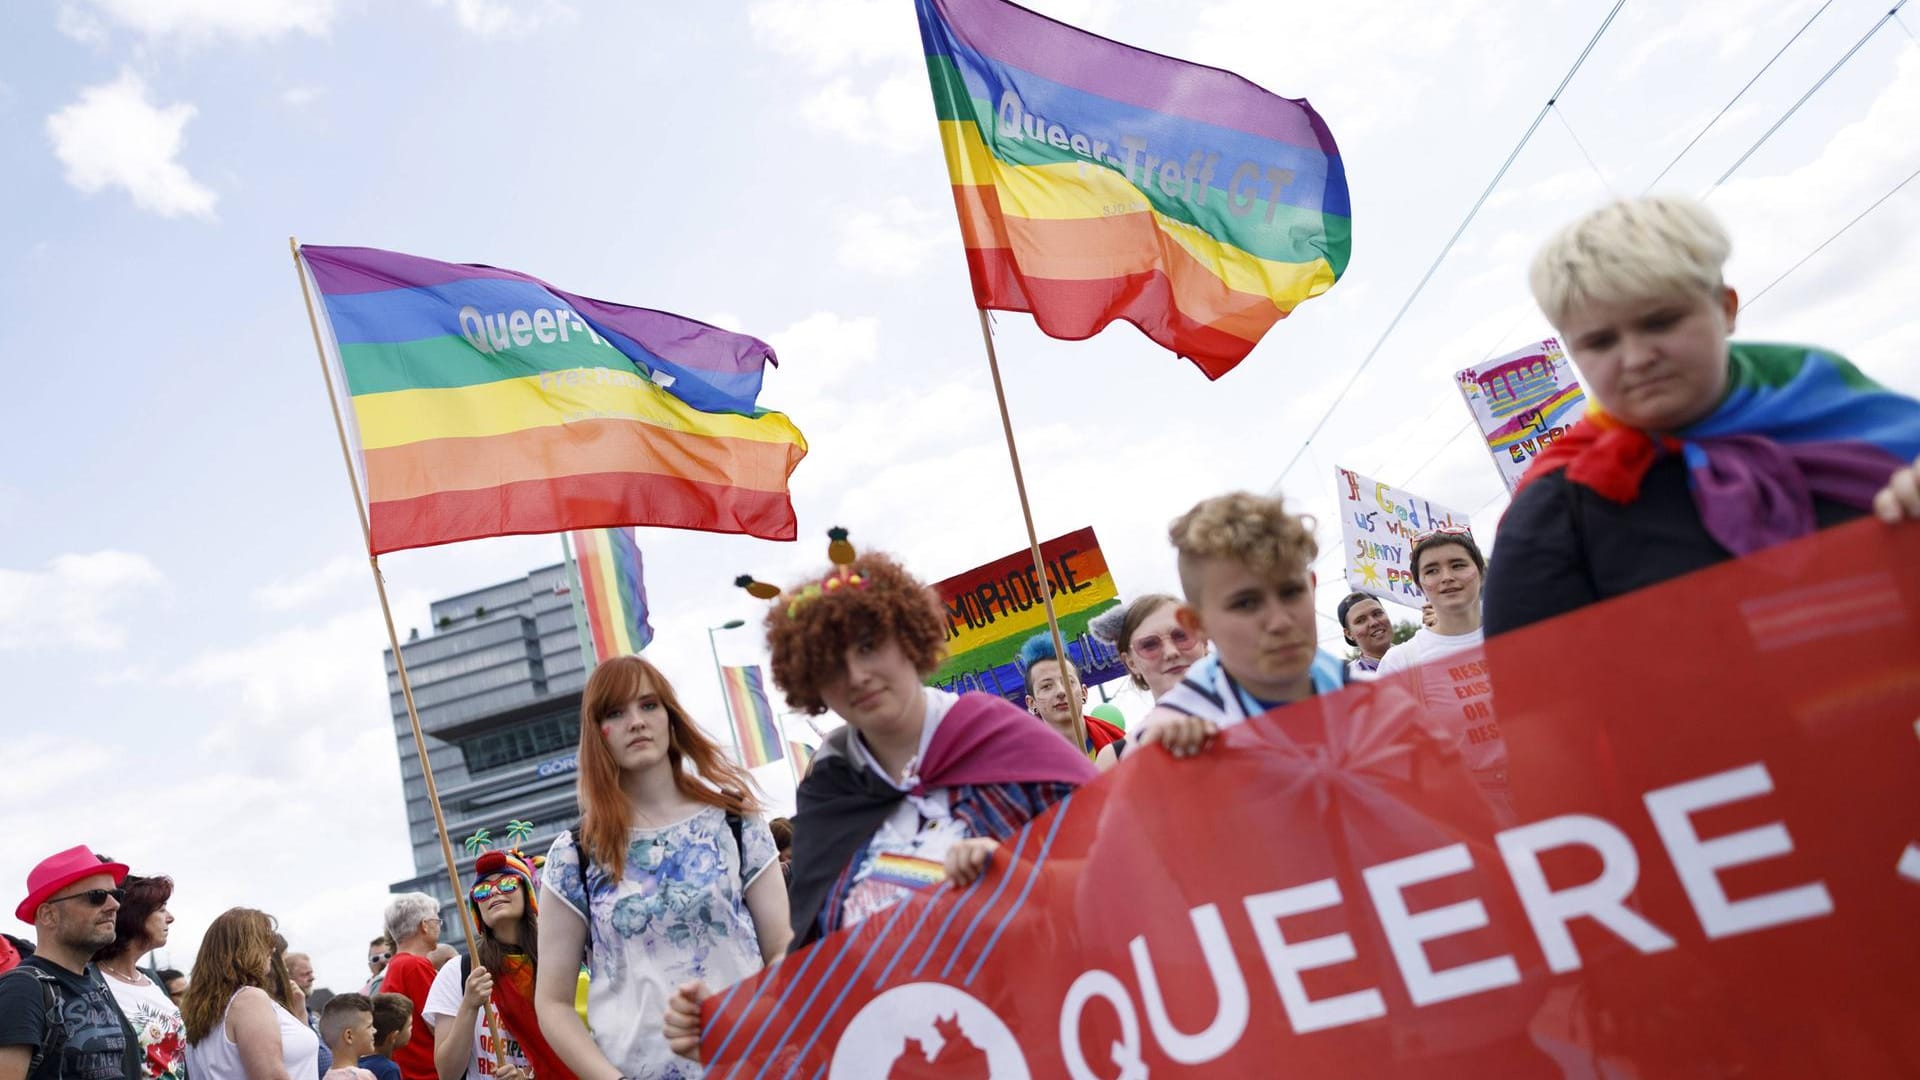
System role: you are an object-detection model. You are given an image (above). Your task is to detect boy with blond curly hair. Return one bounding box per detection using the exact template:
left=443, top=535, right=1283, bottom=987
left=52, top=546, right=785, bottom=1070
left=1136, top=491, right=1350, bottom=756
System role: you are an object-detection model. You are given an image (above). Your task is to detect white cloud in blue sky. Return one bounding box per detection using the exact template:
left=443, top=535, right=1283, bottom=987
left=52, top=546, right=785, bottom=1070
left=2, top=0, right=1916, bottom=989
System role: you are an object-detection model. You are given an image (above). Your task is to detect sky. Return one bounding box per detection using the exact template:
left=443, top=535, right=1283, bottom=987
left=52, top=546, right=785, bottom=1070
left=2, top=0, right=1916, bottom=993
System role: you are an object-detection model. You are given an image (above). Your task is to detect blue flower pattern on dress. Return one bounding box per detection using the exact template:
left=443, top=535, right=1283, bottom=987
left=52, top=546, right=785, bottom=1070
left=543, top=807, right=775, bottom=1079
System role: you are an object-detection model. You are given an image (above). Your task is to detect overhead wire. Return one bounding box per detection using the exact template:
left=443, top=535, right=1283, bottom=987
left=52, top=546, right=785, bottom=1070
left=1705, top=0, right=1910, bottom=195
left=1739, top=162, right=1920, bottom=313
left=1267, top=0, right=1629, bottom=494
left=1642, top=0, right=1837, bottom=191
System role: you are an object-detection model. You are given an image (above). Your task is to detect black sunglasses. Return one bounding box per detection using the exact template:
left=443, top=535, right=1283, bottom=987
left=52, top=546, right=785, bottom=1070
left=47, top=888, right=124, bottom=908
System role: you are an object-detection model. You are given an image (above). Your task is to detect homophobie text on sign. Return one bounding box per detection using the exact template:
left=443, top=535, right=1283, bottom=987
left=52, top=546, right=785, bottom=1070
left=1455, top=338, right=1588, bottom=492
left=928, top=527, right=1122, bottom=700
left=1336, top=466, right=1471, bottom=609
left=705, top=519, right=1920, bottom=1077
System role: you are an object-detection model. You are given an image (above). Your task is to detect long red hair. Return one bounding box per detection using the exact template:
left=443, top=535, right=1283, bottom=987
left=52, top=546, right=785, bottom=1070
left=576, top=656, right=761, bottom=872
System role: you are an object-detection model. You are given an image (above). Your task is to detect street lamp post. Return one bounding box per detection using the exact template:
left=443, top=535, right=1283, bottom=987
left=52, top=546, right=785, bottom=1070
left=708, top=619, right=747, bottom=763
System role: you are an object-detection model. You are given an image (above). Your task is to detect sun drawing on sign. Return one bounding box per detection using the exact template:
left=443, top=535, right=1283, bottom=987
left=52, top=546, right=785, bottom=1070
left=1359, top=560, right=1382, bottom=587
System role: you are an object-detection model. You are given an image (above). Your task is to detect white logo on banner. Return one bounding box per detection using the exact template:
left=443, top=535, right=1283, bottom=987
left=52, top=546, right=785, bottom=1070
left=829, top=982, right=1030, bottom=1079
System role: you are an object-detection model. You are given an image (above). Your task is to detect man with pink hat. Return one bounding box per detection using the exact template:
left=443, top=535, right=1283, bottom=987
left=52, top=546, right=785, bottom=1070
left=0, top=846, right=142, bottom=1080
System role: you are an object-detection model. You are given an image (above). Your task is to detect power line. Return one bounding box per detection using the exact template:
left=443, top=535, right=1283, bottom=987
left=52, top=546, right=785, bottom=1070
left=1706, top=0, right=1909, bottom=195
left=1267, top=0, right=1628, bottom=493
left=1739, top=162, right=1920, bottom=313
left=1553, top=103, right=1616, bottom=193
left=1643, top=0, right=1836, bottom=191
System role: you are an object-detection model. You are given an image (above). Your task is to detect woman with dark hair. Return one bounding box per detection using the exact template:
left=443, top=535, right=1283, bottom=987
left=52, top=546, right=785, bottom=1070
left=95, top=874, right=185, bottom=1080
left=532, top=655, right=788, bottom=1080
left=182, top=909, right=319, bottom=1080
left=423, top=849, right=570, bottom=1080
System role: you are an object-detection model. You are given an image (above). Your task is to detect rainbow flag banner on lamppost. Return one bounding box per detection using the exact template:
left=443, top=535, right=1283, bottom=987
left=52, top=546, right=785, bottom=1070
left=916, top=0, right=1351, bottom=378
left=721, top=665, right=783, bottom=769
left=564, top=527, right=654, bottom=661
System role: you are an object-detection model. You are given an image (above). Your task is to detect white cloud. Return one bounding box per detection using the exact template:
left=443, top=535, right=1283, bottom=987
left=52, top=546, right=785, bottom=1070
left=55, top=3, right=111, bottom=44
left=46, top=71, right=219, bottom=220
left=282, top=85, right=325, bottom=107
left=836, top=195, right=953, bottom=275
left=747, top=0, right=909, bottom=74
left=64, top=0, right=338, bottom=41
left=252, top=555, right=365, bottom=611
left=0, top=550, right=165, bottom=651
left=431, top=0, right=575, bottom=37
left=800, top=71, right=930, bottom=149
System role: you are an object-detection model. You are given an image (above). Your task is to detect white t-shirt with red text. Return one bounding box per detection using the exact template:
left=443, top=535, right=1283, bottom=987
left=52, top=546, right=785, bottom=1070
left=421, top=960, right=527, bottom=1080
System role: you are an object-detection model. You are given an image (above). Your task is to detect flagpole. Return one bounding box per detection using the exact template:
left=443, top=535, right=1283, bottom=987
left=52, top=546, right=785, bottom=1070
left=974, top=308, right=1088, bottom=754
left=289, top=237, right=502, bottom=1066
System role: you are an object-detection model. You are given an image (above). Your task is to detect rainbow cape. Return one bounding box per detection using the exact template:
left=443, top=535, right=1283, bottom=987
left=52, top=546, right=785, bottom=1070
left=1519, top=343, right=1920, bottom=555
left=564, top=527, right=653, bottom=661
left=300, top=245, right=807, bottom=554
left=917, top=0, right=1350, bottom=378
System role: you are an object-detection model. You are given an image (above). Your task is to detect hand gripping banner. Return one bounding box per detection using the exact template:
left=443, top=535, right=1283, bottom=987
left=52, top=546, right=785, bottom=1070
left=704, top=519, right=1920, bottom=1077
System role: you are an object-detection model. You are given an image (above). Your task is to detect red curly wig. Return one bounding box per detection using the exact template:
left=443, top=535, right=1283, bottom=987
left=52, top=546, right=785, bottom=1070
left=764, top=551, right=948, bottom=715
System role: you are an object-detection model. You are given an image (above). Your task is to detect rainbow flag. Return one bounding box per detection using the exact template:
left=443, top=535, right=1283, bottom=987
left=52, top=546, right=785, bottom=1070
left=563, top=528, right=653, bottom=661
left=299, top=245, right=807, bottom=555
left=916, top=0, right=1350, bottom=379
left=721, top=665, right=783, bottom=768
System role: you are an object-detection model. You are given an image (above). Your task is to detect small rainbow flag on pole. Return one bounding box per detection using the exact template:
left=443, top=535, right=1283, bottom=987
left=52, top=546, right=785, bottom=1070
left=720, top=665, right=783, bottom=768
left=563, top=528, right=653, bottom=662
left=297, top=245, right=808, bottom=554
left=787, top=739, right=815, bottom=785
left=916, top=0, right=1350, bottom=379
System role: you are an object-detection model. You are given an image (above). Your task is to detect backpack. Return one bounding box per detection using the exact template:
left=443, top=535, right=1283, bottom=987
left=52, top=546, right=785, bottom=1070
left=1, top=964, right=68, bottom=1078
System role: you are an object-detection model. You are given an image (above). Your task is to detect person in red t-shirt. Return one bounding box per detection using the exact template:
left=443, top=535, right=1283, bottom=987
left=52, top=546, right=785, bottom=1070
left=375, top=894, right=442, bottom=1080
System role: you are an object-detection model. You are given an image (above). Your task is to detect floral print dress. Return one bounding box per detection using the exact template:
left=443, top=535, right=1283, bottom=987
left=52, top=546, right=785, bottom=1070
left=543, top=806, right=775, bottom=1079
left=103, top=972, right=185, bottom=1080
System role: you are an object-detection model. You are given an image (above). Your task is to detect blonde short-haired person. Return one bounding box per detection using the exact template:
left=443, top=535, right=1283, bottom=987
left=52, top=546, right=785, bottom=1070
left=1484, top=195, right=1920, bottom=634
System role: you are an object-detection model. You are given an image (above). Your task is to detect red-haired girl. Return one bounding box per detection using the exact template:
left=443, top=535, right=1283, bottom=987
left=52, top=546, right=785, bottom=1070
left=531, top=656, right=789, bottom=1080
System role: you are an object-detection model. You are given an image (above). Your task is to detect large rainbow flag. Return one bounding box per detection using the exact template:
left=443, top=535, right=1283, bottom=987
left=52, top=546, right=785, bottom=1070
left=916, top=0, right=1350, bottom=379
left=721, top=664, right=783, bottom=769
left=299, top=246, right=807, bottom=554
left=564, top=528, right=653, bottom=662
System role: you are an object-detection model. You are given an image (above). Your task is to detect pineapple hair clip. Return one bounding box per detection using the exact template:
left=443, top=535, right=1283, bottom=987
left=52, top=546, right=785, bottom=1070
left=737, top=527, right=868, bottom=617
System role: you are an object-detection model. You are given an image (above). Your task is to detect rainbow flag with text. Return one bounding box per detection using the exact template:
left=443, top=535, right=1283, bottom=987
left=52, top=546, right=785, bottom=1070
left=721, top=665, right=783, bottom=769
left=917, top=0, right=1350, bottom=378
left=564, top=528, right=653, bottom=661
left=299, top=245, right=807, bottom=554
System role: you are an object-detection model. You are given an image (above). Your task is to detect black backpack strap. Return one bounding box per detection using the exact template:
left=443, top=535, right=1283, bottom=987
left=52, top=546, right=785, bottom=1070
left=2, top=966, right=67, bottom=1077
left=726, top=811, right=745, bottom=863
left=1113, top=736, right=1127, bottom=760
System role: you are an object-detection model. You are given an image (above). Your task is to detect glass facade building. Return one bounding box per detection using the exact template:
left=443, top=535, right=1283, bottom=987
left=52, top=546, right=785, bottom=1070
left=384, top=562, right=588, bottom=933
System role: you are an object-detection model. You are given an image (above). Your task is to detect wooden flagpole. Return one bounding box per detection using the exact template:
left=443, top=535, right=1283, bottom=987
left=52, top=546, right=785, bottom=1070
left=289, top=238, right=503, bottom=1066
left=974, top=309, right=1088, bottom=753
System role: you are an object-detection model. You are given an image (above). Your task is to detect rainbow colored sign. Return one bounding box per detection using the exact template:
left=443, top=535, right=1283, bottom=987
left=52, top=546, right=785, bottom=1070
left=928, top=527, right=1122, bottom=700
left=1455, top=338, right=1587, bottom=492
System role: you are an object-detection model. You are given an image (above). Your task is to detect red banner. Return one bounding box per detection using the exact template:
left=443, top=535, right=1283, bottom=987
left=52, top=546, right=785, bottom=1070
left=705, top=520, right=1920, bottom=1077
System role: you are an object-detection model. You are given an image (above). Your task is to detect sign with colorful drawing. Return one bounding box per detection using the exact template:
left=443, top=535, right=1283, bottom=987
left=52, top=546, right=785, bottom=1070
left=1455, top=338, right=1587, bottom=491
left=928, top=527, right=1124, bottom=700
left=1336, top=466, right=1472, bottom=609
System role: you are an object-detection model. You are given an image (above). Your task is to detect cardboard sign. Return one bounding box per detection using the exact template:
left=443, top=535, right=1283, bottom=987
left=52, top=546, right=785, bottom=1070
left=705, top=519, right=1920, bottom=1077
left=1456, top=338, right=1588, bottom=491
left=1336, top=466, right=1472, bottom=609
left=927, top=527, right=1123, bottom=700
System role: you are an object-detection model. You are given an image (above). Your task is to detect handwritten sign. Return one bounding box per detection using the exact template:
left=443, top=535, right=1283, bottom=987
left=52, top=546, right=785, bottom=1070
left=1456, top=338, right=1588, bottom=491
left=1335, top=466, right=1471, bottom=609
left=928, top=527, right=1123, bottom=700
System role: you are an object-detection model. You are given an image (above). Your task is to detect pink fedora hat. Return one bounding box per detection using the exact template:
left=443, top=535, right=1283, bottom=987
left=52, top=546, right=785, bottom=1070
left=17, top=845, right=129, bottom=924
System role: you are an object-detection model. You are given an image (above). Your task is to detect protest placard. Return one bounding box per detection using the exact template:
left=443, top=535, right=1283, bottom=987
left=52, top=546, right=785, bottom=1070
left=1456, top=338, right=1588, bottom=491
left=926, top=527, right=1123, bottom=700
left=1336, top=466, right=1471, bottom=608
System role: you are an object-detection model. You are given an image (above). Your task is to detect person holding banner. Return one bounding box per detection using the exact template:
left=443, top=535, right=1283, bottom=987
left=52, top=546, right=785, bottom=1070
left=1092, top=593, right=1212, bottom=768
left=1486, top=194, right=1920, bottom=634
left=661, top=540, right=1096, bottom=1062
left=533, top=656, right=786, bottom=1080
left=1134, top=492, right=1350, bottom=755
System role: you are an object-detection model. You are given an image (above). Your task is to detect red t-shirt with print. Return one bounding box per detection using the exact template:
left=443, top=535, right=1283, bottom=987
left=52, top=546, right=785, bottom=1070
left=378, top=953, right=439, bottom=1080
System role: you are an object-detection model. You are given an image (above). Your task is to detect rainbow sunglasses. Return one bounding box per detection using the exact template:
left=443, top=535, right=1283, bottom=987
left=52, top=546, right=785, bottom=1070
left=470, top=877, right=523, bottom=902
